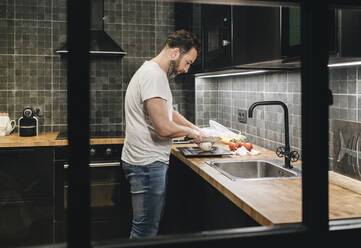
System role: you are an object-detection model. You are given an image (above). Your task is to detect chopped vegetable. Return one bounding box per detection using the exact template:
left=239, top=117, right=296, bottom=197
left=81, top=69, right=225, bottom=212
left=228, top=141, right=237, bottom=151
left=243, top=142, right=253, bottom=151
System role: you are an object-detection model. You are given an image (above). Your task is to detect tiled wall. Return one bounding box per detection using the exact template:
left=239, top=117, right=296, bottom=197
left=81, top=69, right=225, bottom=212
left=329, top=66, right=361, bottom=169
left=196, top=66, right=361, bottom=169
left=196, top=71, right=302, bottom=157
left=0, top=0, right=195, bottom=135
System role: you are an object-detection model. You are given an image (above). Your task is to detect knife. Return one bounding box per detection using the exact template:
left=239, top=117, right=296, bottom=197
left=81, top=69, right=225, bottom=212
left=184, top=136, right=221, bottom=143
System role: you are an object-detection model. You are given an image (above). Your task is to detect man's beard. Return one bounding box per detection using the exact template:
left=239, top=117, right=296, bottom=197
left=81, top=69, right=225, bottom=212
left=167, top=59, right=181, bottom=79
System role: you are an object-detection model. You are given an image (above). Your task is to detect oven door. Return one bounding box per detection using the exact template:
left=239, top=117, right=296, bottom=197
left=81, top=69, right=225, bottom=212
left=54, top=160, right=131, bottom=242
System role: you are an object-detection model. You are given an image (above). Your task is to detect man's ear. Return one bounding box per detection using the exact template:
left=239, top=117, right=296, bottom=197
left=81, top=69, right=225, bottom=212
left=170, top=48, right=180, bottom=60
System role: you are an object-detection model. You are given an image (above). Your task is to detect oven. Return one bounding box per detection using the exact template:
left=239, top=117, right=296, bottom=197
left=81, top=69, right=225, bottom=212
left=54, top=141, right=131, bottom=242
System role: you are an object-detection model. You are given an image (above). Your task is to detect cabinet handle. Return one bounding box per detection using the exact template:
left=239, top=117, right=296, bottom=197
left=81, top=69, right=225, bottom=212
left=64, top=162, right=120, bottom=169
left=222, top=40, right=231, bottom=46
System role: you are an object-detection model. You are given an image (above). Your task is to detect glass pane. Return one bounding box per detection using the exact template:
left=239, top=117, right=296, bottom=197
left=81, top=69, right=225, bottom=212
left=328, top=8, right=361, bottom=227
left=194, top=3, right=303, bottom=234
left=0, top=0, right=313, bottom=247
left=288, top=7, right=301, bottom=47
left=0, top=0, right=64, bottom=246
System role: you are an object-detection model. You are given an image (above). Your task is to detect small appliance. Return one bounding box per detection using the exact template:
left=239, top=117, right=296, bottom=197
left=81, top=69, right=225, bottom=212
left=18, top=107, right=39, bottom=137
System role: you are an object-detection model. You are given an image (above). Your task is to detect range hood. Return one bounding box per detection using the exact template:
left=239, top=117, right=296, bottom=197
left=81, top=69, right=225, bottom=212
left=56, top=0, right=126, bottom=56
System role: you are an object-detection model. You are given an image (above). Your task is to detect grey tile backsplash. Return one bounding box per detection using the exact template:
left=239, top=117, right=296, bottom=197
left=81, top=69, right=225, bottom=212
left=0, top=0, right=195, bottom=135
left=1, top=0, right=360, bottom=175
left=196, top=66, right=361, bottom=172
left=196, top=71, right=302, bottom=157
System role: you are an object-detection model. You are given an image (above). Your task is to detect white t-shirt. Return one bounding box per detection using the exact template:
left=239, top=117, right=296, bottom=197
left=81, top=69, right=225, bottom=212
left=121, top=61, right=173, bottom=165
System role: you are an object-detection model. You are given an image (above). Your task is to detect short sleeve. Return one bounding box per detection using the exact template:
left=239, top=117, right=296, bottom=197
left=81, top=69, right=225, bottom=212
left=139, top=69, right=169, bottom=102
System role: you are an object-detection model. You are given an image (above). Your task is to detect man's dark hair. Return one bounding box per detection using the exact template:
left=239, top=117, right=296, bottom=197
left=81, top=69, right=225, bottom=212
left=165, top=29, right=201, bottom=55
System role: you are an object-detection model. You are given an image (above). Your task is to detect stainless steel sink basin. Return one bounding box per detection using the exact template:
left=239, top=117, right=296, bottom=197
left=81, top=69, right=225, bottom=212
left=206, top=159, right=301, bottom=180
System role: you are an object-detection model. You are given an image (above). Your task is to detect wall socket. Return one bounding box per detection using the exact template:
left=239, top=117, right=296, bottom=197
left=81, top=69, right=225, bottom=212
left=238, top=109, right=247, bottom=123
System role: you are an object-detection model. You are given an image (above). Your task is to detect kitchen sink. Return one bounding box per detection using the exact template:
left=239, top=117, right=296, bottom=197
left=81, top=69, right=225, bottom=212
left=206, top=159, right=301, bottom=180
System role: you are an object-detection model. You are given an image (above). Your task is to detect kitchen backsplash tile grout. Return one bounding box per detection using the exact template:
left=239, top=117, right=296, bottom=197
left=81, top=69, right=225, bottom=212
left=0, top=0, right=193, bottom=134
left=2, top=0, right=359, bottom=176
left=196, top=67, right=360, bottom=171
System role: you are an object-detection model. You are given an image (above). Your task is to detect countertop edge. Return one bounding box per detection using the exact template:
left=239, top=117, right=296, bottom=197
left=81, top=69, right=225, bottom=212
left=0, top=132, right=125, bottom=147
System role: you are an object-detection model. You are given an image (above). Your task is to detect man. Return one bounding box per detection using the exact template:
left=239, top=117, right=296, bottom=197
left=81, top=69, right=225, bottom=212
left=121, top=30, right=206, bottom=239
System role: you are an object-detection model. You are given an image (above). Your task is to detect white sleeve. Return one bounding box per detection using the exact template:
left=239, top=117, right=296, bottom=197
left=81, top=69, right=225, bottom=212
left=139, top=70, right=169, bottom=102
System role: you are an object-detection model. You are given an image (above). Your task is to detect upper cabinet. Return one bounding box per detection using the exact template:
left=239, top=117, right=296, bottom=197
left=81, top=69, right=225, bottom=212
left=202, top=4, right=233, bottom=72
left=176, top=4, right=281, bottom=73
left=232, top=6, right=280, bottom=67
left=176, top=4, right=361, bottom=74
left=175, top=3, right=203, bottom=74
left=282, top=7, right=361, bottom=64
left=332, top=8, right=361, bottom=58
left=202, top=4, right=281, bottom=72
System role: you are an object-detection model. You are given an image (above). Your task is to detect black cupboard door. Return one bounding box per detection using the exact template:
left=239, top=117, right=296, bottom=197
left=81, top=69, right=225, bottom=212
left=233, top=6, right=280, bottom=66
left=159, top=155, right=259, bottom=235
left=175, top=3, right=203, bottom=74
left=202, top=4, right=232, bottom=71
left=0, top=147, right=53, bottom=247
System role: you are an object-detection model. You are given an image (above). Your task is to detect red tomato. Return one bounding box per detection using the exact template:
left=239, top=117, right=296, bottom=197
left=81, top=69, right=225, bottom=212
left=235, top=142, right=244, bottom=148
left=229, top=142, right=237, bottom=151
left=243, top=142, right=253, bottom=151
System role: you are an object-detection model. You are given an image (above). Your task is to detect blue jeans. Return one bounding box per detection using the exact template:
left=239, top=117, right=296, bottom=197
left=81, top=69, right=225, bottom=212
left=122, top=160, right=168, bottom=239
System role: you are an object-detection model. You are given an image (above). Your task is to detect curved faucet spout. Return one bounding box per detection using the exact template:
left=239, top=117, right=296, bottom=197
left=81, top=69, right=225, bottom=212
left=248, top=101, right=291, bottom=168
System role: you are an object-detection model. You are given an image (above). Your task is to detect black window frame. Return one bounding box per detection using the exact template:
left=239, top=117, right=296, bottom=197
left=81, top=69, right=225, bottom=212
left=63, top=1, right=361, bottom=247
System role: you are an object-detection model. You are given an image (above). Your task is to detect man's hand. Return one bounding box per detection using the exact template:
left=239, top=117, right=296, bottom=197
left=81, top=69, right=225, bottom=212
left=186, top=129, right=207, bottom=144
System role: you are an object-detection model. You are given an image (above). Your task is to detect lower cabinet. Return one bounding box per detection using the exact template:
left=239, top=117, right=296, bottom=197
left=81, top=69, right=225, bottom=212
left=0, top=147, right=53, bottom=247
left=159, top=155, right=259, bottom=235
left=0, top=145, right=258, bottom=246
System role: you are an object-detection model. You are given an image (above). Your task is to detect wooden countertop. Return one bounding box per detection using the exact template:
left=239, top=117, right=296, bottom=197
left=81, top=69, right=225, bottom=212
left=2, top=132, right=361, bottom=226
left=170, top=143, right=361, bottom=226
left=0, top=132, right=124, bottom=147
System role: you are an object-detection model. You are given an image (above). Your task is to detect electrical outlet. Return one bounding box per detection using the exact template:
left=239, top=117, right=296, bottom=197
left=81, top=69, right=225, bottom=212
left=238, top=109, right=247, bottom=123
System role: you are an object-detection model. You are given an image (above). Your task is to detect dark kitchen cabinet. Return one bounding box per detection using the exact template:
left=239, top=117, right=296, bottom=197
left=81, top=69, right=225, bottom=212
left=175, top=4, right=281, bottom=73
left=159, top=155, right=259, bottom=235
left=281, top=7, right=337, bottom=59
left=202, top=4, right=280, bottom=72
left=281, top=7, right=361, bottom=59
left=337, top=9, right=361, bottom=57
left=0, top=147, right=53, bottom=247
left=232, top=6, right=280, bottom=66
left=202, top=4, right=233, bottom=72
left=159, top=155, right=204, bottom=234
left=175, top=3, right=203, bottom=74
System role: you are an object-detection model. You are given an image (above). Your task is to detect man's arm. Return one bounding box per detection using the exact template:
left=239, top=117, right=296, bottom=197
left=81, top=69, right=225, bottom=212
left=145, top=97, right=204, bottom=142
left=172, top=110, right=201, bottom=131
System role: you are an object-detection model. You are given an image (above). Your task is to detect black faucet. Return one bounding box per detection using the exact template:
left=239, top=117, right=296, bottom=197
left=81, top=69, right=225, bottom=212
left=248, top=101, right=298, bottom=169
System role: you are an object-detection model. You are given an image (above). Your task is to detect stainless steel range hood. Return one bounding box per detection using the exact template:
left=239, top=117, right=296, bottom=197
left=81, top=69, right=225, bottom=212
left=56, top=0, right=126, bottom=56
